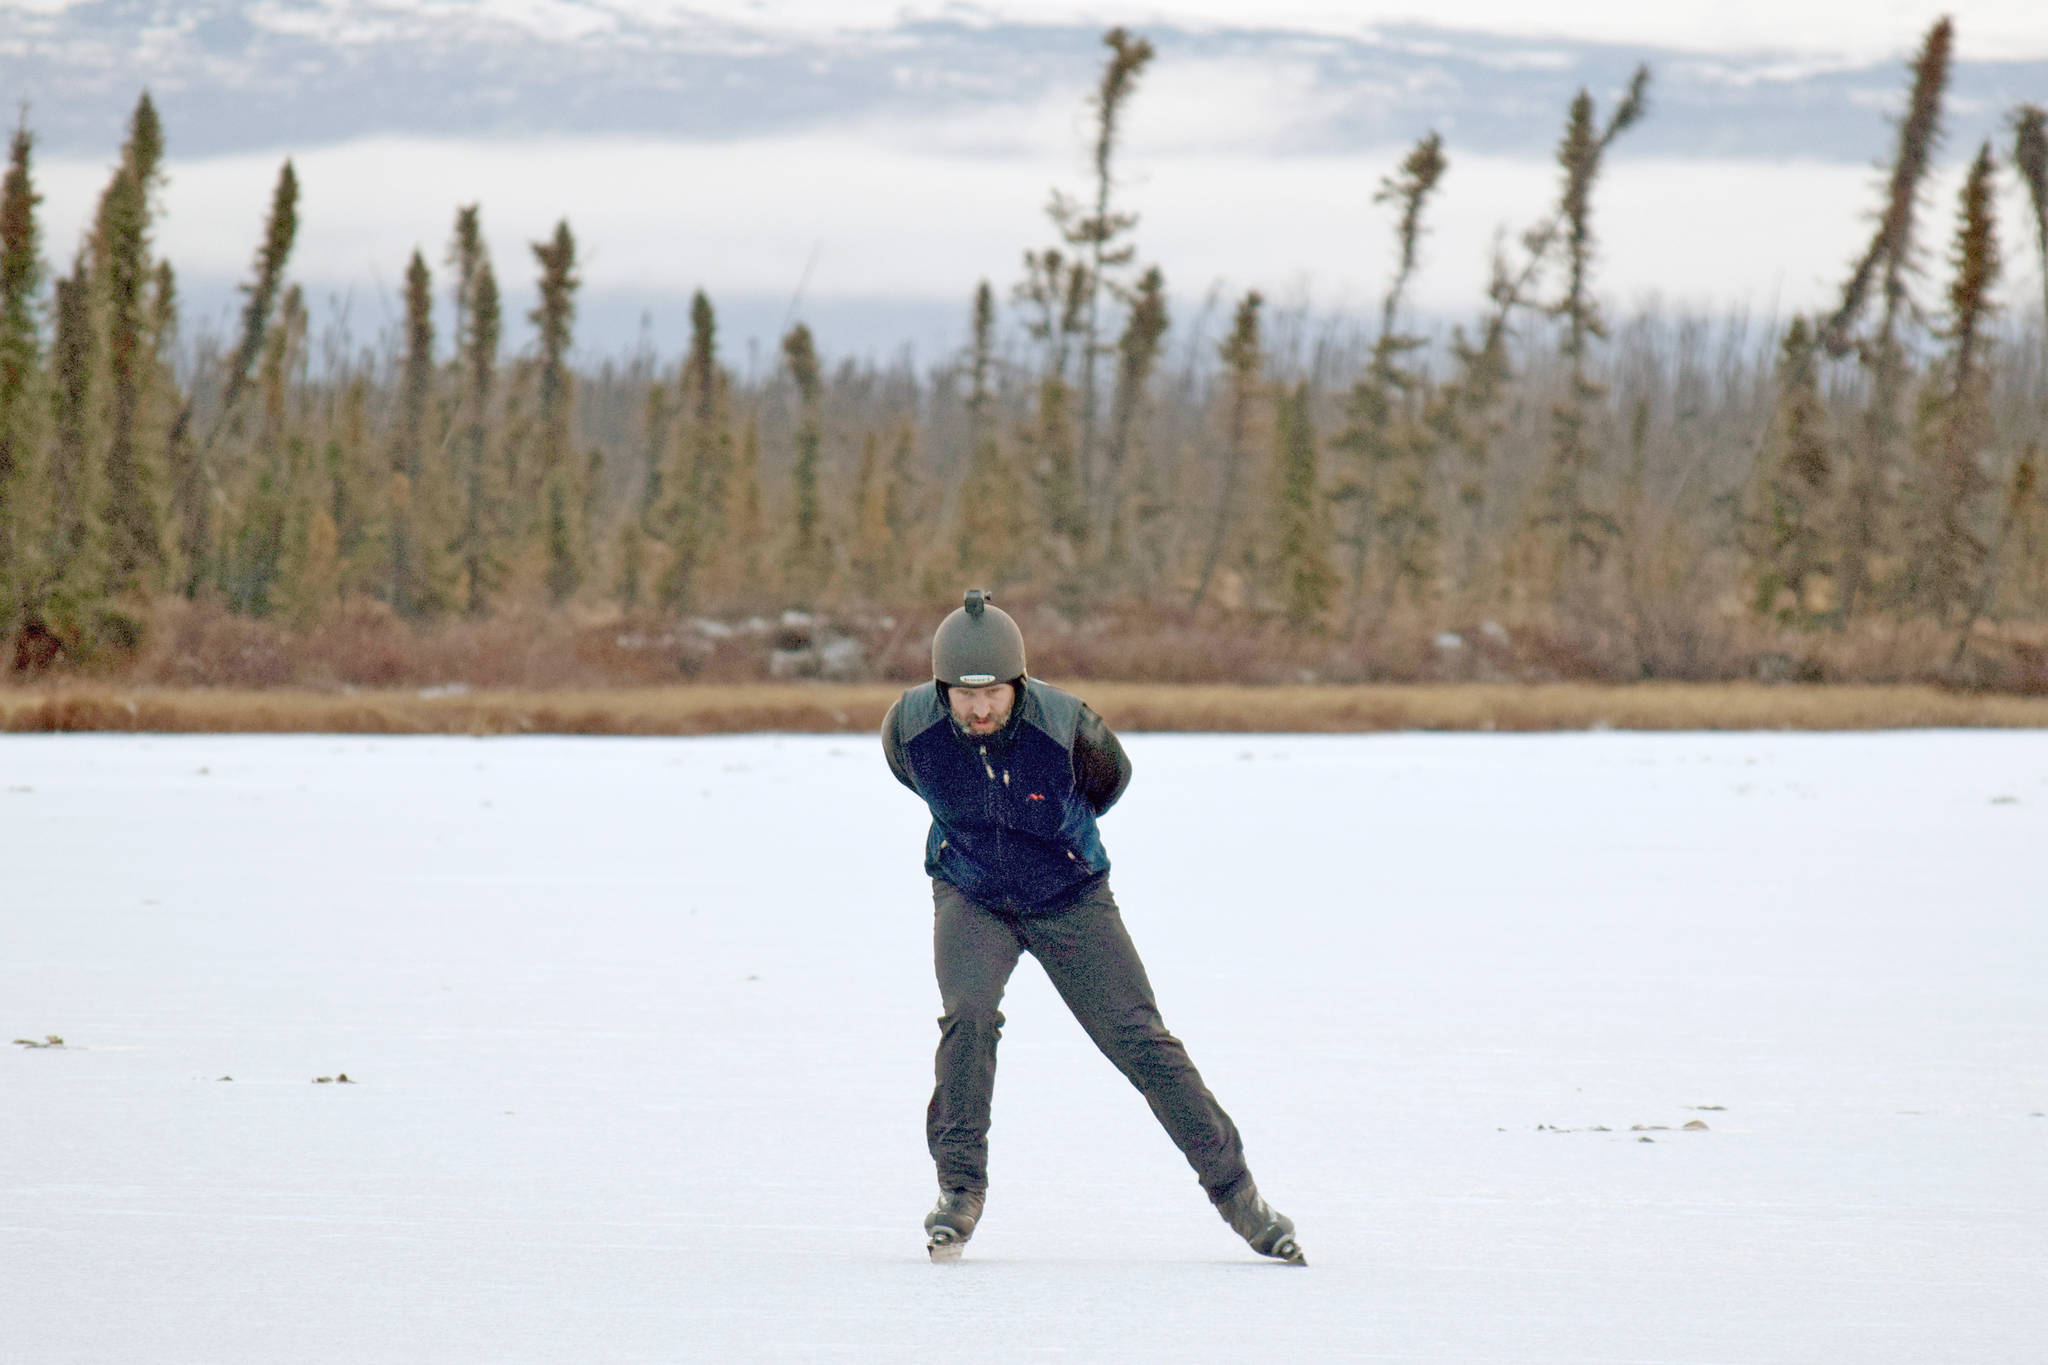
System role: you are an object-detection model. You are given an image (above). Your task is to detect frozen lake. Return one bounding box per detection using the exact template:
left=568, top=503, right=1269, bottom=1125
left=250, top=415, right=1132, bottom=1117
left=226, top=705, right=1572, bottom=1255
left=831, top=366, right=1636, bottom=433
left=3, top=731, right=2043, bottom=1363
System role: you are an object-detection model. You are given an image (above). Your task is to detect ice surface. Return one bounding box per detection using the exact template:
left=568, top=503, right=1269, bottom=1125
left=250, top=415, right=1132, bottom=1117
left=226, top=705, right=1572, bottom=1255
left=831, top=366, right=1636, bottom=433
left=3, top=731, right=2043, bottom=1363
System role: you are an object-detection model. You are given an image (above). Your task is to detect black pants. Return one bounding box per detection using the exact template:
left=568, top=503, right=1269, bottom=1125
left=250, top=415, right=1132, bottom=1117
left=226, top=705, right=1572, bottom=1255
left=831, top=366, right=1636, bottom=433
left=927, top=876, right=1251, bottom=1203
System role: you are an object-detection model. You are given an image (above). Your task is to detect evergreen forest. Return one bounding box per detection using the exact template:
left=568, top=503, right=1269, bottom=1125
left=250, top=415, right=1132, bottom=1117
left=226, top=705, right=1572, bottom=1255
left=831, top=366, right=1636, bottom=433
left=3, top=18, right=2047, bottom=690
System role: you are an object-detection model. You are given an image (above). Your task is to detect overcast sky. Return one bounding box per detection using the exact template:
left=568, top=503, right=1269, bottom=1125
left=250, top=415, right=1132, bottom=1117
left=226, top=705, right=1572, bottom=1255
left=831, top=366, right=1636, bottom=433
left=926, top=1, right=2042, bottom=59
left=5, top=0, right=2039, bottom=58
left=219, top=0, right=2048, bottom=60
left=13, top=0, right=2047, bottom=358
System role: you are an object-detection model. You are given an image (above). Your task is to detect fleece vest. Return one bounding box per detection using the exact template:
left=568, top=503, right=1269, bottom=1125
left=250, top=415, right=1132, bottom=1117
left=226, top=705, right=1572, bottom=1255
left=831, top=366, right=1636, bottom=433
left=893, top=679, right=1111, bottom=913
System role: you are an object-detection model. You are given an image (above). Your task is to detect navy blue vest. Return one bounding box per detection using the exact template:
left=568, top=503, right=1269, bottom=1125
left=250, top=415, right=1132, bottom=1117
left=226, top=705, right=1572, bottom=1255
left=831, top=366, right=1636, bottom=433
left=893, top=679, right=1111, bottom=913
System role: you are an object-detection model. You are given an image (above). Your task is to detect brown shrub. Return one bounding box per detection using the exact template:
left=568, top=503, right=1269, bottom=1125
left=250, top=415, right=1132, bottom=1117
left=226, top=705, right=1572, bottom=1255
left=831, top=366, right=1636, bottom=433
left=9, top=593, right=2048, bottom=699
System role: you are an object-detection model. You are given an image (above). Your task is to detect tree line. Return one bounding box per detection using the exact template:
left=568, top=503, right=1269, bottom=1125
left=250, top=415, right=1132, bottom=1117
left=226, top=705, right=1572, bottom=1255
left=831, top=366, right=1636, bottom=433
left=2, top=18, right=2046, bottom=683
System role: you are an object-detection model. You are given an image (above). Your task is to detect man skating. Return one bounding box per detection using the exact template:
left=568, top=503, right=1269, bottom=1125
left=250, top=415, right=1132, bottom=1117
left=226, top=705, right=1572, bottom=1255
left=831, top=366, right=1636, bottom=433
left=881, top=589, right=1303, bottom=1265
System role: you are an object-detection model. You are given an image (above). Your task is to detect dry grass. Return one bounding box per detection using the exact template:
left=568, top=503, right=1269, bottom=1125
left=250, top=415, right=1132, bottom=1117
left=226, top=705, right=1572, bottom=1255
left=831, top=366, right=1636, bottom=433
left=0, top=684, right=902, bottom=736
left=3, top=681, right=2046, bottom=735
left=1077, top=682, right=2048, bottom=731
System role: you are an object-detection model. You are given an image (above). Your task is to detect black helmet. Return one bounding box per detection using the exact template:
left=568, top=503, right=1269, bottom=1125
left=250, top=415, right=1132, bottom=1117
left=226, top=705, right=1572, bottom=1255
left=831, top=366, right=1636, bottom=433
left=932, top=589, right=1026, bottom=687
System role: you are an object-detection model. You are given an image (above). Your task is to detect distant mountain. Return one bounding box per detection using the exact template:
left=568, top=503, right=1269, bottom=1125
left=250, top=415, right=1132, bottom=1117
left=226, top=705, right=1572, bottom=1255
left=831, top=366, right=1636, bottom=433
left=6, top=2, right=2043, bottom=164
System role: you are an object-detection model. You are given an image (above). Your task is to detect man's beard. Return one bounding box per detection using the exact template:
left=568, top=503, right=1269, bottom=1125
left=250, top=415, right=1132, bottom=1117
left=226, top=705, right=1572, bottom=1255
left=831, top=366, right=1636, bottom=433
left=951, top=708, right=1012, bottom=739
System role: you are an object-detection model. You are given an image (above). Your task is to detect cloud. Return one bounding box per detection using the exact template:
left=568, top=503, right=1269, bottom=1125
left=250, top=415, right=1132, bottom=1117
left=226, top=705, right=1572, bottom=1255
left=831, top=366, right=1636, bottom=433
left=51, top=132, right=2038, bottom=305
left=32, top=0, right=2031, bottom=62
left=591, top=0, right=2048, bottom=61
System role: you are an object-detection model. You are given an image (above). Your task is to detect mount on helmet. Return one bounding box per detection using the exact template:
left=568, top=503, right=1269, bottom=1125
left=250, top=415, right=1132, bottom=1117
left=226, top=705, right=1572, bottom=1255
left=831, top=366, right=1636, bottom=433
left=932, top=589, right=1026, bottom=687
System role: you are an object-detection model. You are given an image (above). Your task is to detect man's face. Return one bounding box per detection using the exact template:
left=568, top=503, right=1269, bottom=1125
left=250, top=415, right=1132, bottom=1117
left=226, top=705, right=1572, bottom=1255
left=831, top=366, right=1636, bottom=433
left=948, top=681, right=1016, bottom=737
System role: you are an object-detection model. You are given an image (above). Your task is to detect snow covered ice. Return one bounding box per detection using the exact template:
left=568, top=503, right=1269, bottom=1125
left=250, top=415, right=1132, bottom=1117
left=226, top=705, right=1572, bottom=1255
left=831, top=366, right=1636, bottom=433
left=3, top=730, right=2043, bottom=1363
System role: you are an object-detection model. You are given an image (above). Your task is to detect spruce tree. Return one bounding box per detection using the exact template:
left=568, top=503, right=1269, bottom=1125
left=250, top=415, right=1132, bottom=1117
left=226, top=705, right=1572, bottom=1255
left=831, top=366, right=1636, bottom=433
left=1014, top=248, right=1090, bottom=571
left=447, top=204, right=486, bottom=376
left=161, top=307, right=208, bottom=599
left=94, top=95, right=169, bottom=601
left=1911, top=142, right=2000, bottom=619
left=389, top=249, right=436, bottom=616
left=613, top=516, right=646, bottom=612
left=1053, top=26, right=1155, bottom=527
left=530, top=219, right=583, bottom=604
left=782, top=322, right=826, bottom=596
left=1532, top=70, right=1650, bottom=585
left=2013, top=108, right=2048, bottom=616
left=260, top=286, right=303, bottom=451
left=44, top=258, right=100, bottom=628
left=1191, top=291, right=1263, bottom=610
left=1271, top=382, right=1338, bottom=631
left=1335, top=133, right=1448, bottom=617
left=326, top=374, right=382, bottom=602
left=2016, top=107, right=2048, bottom=342
left=206, top=160, right=298, bottom=447
left=542, top=476, right=580, bottom=606
left=221, top=284, right=307, bottom=616
left=1097, top=264, right=1169, bottom=573
left=657, top=291, right=734, bottom=609
left=1822, top=18, right=1951, bottom=626
left=451, top=212, right=501, bottom=616
left=1745, top=317, right=1834, bottom=619
left=494, top=352, right=539, bottom=597
left=955, top=282, right=1026, bottom=587
left=0, top=117, right=43, bottom=638
left=1424, top=231, right=1540, bottom=600
left=530, top=221, right=579, bottom=483
left=1426, top=322, right=1510, bottom=599
left=163, top=158, right=298, bottom=601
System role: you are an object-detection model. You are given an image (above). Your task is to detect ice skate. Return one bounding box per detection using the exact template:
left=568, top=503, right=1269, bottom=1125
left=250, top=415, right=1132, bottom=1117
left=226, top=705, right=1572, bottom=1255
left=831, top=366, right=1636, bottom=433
left=1217, top=1183, right=1305, bottom=1265
left=924, top=1188, right=984, bottom=1262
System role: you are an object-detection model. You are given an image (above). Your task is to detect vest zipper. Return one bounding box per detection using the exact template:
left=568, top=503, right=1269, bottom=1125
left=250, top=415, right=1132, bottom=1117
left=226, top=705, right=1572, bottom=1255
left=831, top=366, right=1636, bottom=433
left=980, top=744, right=1004, bottom=875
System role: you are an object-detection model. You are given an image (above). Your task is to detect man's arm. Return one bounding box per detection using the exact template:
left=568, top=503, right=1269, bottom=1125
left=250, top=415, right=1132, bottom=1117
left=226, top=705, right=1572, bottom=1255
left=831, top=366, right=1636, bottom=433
left=880, top=698, right=918, bottom=793
left=1072, top=704, right=1132, bottom=815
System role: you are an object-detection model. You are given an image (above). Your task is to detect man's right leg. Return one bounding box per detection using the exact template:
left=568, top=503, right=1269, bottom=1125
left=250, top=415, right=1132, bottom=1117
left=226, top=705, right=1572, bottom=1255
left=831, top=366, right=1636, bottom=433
left=928, top=879, right=1025, bottom=1196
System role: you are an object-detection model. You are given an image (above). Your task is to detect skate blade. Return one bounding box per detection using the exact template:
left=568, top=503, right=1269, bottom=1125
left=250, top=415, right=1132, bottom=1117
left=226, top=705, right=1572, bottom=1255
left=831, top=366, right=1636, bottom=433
left=1271, top=1237, right=1307, bottom=1266
left=927, top=1237, right=965, bottom=1263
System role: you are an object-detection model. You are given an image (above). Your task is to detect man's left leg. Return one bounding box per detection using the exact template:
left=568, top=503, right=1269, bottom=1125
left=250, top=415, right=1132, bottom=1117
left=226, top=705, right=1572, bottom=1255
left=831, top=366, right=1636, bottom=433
left=1018, top=878, right=1251, bottom=1202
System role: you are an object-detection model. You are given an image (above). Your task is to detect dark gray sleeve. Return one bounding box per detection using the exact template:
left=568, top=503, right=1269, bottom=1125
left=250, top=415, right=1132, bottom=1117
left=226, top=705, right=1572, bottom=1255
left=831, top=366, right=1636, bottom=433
left=881, top=699, right=918, bottom=793
left=1073, top=704, right=1132, bottom=815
